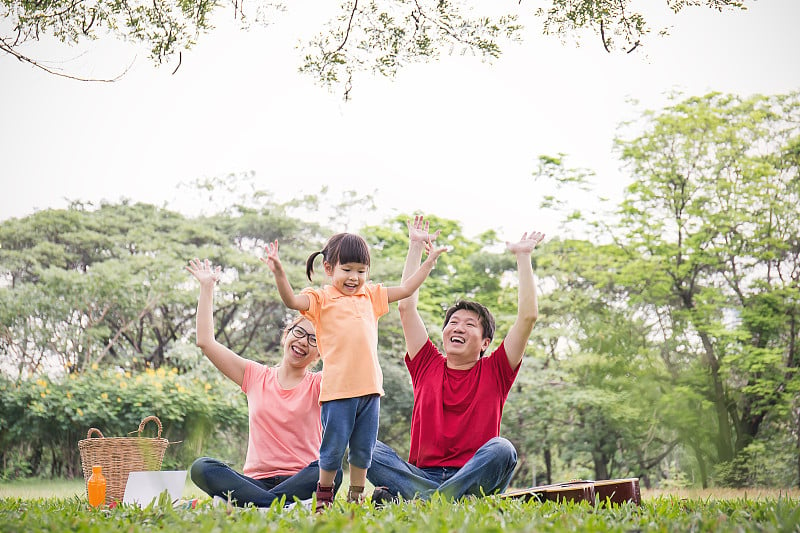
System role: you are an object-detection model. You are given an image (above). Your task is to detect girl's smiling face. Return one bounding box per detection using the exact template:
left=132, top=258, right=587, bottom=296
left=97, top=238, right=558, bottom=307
left=326, top=261, right=368, bottom=295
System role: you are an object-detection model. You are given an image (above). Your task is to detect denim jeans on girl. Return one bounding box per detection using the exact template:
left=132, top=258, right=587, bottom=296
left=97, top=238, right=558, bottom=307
left=319, top=394, right=380, bottom=472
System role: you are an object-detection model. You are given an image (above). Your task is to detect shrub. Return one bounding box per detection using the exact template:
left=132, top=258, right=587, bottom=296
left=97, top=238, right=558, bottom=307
left=0, top=364, right=248, bottom=480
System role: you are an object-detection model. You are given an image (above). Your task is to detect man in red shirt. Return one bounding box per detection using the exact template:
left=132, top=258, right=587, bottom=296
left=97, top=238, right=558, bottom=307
left=367, top=216, right=545, bottom=501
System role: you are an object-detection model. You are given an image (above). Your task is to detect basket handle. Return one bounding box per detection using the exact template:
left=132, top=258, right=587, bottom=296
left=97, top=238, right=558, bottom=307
left=137, top=415, right=163, bottom=438
left=86, top=428, right=104, bottom=439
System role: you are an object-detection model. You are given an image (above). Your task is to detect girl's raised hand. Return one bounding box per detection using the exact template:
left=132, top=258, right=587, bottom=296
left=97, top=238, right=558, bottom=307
left=423, top=239, right=449, bottom=264
left=260, top=240, right=283, bottom=273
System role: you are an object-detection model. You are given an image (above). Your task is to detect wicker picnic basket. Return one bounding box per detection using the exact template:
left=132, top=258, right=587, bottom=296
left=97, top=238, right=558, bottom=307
left=78, top=415, right=170, bottom=504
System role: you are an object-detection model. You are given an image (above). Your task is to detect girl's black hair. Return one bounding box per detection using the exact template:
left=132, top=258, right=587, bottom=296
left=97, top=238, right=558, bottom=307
left=305, top=233, right=371, bottom=282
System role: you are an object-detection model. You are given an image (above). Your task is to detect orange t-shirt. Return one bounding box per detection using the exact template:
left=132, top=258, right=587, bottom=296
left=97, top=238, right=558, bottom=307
left=301, top=284, right=388, bottom=402
left=240, top=361, right=322, bottom=478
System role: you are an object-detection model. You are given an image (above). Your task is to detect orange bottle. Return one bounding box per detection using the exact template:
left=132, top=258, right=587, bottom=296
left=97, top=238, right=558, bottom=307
left=87, top=465, right=107, bottom=507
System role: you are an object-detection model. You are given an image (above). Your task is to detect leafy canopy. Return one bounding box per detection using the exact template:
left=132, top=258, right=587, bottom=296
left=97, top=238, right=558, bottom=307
left=1, top=0, right=748, bottom=92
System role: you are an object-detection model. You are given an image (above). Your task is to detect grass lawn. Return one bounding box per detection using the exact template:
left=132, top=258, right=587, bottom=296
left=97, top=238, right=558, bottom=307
left=2, top=479, right=799, bottom=532
left=3, top=477, right=797, bottom=501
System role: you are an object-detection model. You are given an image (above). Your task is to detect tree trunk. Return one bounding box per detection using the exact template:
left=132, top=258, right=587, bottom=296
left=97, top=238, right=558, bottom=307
left=796, top=407, right=800, bottom=489
left=689, top=442, right=708, bottom=489
left=699, top=331, right=734, bottom=462
left=592, top=449, right=610, bottom=480
left=544, top=448, right=552, bottom=485
left=28, top=442, right=43, bottom=476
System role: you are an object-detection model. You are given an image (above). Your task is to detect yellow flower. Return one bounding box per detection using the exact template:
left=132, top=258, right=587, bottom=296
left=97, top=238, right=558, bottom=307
left=117, top=397, right=122, bottom=403
left=204, top=383, right=212, bottom=391
left=91, top=363, right=99, bottom=370
left=77, top=408, right=84, bottom=416
left=36, top=379, right=47, bottom=388
left=66, top=392, right=72, bottom=399
left=124, top=372, right=131, bottom=378
left=101, top=392, right=108, bottom=400
left=170, top=368, right=178, bottom=374
left=40, top=392, right=46, bottom=398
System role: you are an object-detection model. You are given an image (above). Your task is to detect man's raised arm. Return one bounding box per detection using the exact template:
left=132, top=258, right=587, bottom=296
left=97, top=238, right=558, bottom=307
left=398, top=216, right=440, bottom=360
left=502, top=231, right=546, bottom=370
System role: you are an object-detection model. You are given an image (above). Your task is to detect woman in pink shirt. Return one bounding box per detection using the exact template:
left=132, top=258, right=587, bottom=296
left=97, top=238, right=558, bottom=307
left=186, top=258, right=341, bottom=507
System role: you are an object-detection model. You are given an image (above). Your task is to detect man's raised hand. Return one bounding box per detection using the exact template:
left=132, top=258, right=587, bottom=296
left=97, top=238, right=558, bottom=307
left=506, top=231, right=546, bottom=255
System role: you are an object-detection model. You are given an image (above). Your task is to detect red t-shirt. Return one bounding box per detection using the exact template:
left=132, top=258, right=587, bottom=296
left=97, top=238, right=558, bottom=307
left=405, top=339, right=520, bottom=468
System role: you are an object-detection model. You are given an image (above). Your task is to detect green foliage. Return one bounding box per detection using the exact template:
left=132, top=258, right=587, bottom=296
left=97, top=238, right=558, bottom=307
left=713, top=432, right=800, bottom=489
left=539, top=0, right=747, bottom=55
left=2, top=0, right=748, bottom=93
left=0, top=197, right=328, bottom=377
left=611, top=91, right=800, bottom=483
left=0, top=0, right=215, bottom=66
left=0, top=363, right=248, bottom=480
left=525, top=90, right=800, bottom=489
left=300, top=0, right=522, bottom=96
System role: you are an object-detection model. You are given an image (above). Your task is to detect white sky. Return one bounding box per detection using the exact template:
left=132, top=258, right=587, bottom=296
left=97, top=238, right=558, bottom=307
left=1, top=0, right=799, bottom=240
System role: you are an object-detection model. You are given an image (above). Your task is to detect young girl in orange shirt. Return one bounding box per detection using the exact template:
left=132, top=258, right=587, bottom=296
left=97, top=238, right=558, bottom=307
left=263, top=231, right=445, bottom=508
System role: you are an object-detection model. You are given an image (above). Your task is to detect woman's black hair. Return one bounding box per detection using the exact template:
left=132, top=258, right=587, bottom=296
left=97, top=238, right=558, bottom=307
left=305, top=233, right=371, bottom=282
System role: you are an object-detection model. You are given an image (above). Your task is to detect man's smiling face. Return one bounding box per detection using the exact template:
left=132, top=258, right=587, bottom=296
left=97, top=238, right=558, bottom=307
left=442, top=309, right=490, bottom=360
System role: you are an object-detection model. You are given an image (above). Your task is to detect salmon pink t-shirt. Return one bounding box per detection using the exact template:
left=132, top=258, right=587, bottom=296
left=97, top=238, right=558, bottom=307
left=240, top=361, right=322, bottom=479
left=405, top=339, right=520, bottom=468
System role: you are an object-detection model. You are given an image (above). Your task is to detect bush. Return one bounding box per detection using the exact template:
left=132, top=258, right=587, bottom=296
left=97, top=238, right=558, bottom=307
left=0, top=364, right=248, bottom=480
left=713, top=440, right=799, bottom=488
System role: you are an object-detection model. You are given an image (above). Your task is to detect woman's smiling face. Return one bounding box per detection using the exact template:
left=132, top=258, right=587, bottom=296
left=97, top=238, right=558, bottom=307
left=282, top=318, right=319, bottom=367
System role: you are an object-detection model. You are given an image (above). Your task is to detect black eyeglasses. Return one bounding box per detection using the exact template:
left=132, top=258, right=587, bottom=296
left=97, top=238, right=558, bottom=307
left=289, top=325, right=317, bottom=347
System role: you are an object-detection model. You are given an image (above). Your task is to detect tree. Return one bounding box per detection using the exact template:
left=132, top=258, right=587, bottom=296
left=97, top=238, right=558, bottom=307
left=1, top=0, right=748, bottom=93
left=528, top=91, right=800, bottom=488
left=0, top=193, right=335, bottom=378
left=614, top=91, right=800, bottom=486
left=501, top=237, right=678, bottom=487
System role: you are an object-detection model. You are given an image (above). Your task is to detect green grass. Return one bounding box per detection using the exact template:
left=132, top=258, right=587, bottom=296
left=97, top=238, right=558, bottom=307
left=1, top=487, right=800, bottom=532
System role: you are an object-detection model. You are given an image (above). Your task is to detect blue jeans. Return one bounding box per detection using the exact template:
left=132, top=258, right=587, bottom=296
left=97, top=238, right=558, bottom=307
left=190, top=457, right=342, bottom=507
left=319, top=395, right=380, bottom=471
left=366, top=437, right=517, bottom=500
